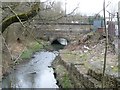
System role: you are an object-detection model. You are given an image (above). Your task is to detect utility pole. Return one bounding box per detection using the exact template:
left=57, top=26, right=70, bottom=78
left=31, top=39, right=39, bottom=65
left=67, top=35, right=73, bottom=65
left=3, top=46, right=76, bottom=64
left=65, top=0, right=67, bottom=16
left=64, top=0, right=67, bottom=23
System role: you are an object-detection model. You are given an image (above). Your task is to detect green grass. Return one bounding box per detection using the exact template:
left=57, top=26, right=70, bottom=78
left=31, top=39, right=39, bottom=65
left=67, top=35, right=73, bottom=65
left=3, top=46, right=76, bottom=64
left=111, top=66, right=118, bottom=72
left=20, top=49, right=33, bottom=59
left=20, top=41, right=43, bottom=59
left=30, top=42, right=43, bottom=52
left=62, top=74, right=72, bottom=88
left=80, top=53, right=88, bottom=60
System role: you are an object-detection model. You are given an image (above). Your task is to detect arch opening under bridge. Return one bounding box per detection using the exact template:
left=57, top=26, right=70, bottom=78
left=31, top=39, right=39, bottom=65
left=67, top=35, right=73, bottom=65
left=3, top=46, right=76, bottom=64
left=50, top=37, right=70, bottom=50
left=51, top=37, right=70, bottom=46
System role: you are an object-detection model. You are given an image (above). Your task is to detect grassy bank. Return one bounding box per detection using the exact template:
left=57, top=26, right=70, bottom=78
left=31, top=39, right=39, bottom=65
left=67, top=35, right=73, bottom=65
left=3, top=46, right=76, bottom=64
left=20, top=41, right=43, bottom=60
left=14, top=40, right=49, bottom=65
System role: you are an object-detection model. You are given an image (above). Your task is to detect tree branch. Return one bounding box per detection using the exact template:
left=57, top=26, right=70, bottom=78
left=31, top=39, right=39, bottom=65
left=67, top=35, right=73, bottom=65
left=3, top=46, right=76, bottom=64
left=2, top=34, right=13, bottom=60
left=1, top=3, right=40, bottom=33
left=7, top=6, right=25, bottom=27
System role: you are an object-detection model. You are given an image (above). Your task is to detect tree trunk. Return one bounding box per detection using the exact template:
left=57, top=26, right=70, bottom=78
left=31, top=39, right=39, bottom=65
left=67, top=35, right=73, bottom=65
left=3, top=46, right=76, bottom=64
left=1, top=3, right=40, bottom=33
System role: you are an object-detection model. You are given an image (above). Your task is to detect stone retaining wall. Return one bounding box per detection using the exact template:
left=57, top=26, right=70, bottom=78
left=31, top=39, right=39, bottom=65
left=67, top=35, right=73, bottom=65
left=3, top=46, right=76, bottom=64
left=87, top=69, right=120, bottom=88
left=53, top=55, right=120, bottom=88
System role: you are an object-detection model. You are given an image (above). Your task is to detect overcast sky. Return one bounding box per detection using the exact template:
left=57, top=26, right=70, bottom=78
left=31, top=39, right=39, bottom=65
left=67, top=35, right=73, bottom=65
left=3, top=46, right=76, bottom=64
left=41, top=0, right=120, bottom=16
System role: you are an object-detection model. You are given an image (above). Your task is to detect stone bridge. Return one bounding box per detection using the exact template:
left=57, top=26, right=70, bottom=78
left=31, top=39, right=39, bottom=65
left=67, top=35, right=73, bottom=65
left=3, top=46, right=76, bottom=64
left=34, top=24, right=92, bottom=43
left=36, top=29, right=91, bottom=43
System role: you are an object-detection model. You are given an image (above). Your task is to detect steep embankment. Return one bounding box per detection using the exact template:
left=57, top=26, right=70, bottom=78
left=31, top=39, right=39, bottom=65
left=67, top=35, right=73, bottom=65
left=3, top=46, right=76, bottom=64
left=52, top=32, right=120, bottom=88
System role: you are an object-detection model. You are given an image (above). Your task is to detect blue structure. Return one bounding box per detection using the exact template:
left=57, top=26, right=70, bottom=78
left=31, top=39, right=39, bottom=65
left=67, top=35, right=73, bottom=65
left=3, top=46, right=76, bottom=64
left=93, top=19, right=104, bottom=31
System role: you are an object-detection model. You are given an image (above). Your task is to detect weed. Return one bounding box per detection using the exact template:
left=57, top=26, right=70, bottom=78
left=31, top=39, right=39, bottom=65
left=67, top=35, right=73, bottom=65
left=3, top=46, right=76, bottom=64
left=111, top=66, right=118, bottom=72
left=20, top=49, right=32, bottom=59
left=20, top=41, right=43, bottom=59
left=31, top=42, right=43, bottom=52
left=80, top=53, right=88, bottom=60
left=62, top=74, right=71, bottom=88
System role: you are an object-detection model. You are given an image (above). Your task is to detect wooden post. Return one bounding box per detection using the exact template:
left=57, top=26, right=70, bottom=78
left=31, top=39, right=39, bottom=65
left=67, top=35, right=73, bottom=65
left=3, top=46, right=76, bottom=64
left=102, top=0, right=108, bottom=88
left=117, top=12, right=120, bottom=39
left=117, top=11, right=120, bottom=78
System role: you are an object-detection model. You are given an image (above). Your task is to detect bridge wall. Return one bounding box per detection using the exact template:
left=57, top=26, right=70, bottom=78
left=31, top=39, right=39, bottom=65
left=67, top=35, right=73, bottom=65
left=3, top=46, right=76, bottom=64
left=35, top=30, right=82, bottom=42
left=36, top=24, right=92, bottom=31
left=34, top=24, right=91, bottom=42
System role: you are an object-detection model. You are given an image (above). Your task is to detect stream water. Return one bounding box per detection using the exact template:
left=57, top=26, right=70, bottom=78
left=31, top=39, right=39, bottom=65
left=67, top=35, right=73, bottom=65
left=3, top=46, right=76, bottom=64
left=2, top=38, right=68, bottom=88
left=2, top=51, right=59, bottom=88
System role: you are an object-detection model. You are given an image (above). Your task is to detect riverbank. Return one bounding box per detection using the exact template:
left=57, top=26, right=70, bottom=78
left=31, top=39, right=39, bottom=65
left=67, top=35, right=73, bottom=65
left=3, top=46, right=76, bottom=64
left=52, top=55, right=74, bottom=88
left=2, top=37, right=69, bottom=88
left=2, top=39, right=50, bottom=78
left=52, top=32, right=120, bottom=88
left=52, top=50, right=120, bottom=88
left=2, top=31, right=120, bottom=88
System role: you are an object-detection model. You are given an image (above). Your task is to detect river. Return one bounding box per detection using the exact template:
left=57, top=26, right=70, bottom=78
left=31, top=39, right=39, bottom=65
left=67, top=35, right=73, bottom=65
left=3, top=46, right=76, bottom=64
left=2, top=51, right=59, bottom=88
left=2, top=37, right=68, bottom=88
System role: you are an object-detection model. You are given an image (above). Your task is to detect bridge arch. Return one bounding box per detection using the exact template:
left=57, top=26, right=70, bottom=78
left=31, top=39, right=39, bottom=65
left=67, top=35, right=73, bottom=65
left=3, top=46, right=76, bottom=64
left=51, top=37, right=70, bottom=46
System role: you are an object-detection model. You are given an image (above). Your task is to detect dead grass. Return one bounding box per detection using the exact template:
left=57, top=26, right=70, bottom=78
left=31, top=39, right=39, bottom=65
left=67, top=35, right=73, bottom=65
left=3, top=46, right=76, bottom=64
left=60, top=32, right=118, bottom=77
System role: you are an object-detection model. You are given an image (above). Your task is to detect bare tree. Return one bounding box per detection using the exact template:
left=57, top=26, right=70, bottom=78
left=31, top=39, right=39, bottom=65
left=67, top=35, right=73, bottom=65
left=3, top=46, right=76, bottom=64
left=1, top=3, right=40, bottom=33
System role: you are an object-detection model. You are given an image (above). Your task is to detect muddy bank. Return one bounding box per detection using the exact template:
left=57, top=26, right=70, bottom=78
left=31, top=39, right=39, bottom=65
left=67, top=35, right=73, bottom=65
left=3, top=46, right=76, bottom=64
left=52, top=54, right=120, bottom=88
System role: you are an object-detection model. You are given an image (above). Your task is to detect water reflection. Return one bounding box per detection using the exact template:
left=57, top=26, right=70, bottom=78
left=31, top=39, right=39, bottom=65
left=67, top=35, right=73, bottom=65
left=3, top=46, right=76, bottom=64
left=2, top=51, right=59, bottom=88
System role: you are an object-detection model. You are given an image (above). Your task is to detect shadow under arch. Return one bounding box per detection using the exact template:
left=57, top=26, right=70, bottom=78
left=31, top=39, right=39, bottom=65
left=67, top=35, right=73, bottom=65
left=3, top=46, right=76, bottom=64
left=51, top=37, right=70, bottom=45
left=51, top=37, right=70, bottom=50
